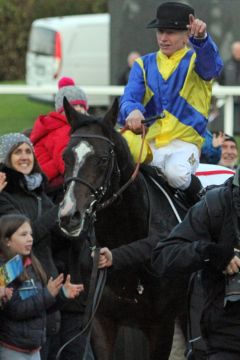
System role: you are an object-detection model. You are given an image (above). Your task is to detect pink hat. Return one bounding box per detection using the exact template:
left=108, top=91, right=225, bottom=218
left=55, top=77, right=88, bottom=113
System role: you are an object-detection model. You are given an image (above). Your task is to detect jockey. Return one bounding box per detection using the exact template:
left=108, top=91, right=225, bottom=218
left=119, top=1, right=223, bottom=204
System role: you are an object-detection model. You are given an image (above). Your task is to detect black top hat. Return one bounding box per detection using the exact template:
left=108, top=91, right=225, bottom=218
left=147, top=2, right=195, bottom=30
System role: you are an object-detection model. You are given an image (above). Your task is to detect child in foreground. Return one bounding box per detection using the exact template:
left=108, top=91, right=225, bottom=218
left=0, top=213, right=84, bottom=360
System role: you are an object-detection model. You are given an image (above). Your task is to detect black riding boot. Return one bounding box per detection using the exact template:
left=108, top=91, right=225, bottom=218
left=184, top=175, right=203, bottom=206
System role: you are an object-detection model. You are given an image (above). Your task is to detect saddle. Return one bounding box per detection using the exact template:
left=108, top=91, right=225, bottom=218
left=140, top=164, right=193, bottom=210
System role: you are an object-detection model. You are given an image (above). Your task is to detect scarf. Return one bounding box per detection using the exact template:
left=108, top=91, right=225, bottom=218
left=24, top=173, right=43, bottom=191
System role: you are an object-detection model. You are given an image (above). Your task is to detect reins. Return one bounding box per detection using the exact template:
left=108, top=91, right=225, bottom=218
left=97, top=113, right=164, bottom=211
left=56, top=247, right=107, bottom=360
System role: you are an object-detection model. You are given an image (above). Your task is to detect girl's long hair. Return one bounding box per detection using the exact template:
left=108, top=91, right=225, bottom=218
left=0, top=214, right=47, bottom=284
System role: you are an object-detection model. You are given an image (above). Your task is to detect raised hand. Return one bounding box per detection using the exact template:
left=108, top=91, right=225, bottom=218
left=0, top=286, right=13, bottom=302
left=0, top=172, right=7, bottom=192
left=187, top=14, right=207, bottom=39
left=47, top=273, right=64, bottom=297
left=212, top=131, right=225, bottom=148
left=62, top=274, right=84, bottom=299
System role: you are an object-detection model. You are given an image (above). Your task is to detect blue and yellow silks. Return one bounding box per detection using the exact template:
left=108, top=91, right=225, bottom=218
left=120, top=36, right=223, bottom=163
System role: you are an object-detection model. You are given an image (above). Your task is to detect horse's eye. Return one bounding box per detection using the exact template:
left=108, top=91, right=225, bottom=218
left=92, top=156, right=108, bottom=166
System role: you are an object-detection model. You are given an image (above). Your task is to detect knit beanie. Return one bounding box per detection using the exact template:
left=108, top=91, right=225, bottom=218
left=0, top=133, right=33, bottom=164
left=55, top=76, right=88, bottom=113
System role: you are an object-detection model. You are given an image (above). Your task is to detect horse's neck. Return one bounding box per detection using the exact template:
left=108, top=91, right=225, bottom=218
left=96, top=174, right=149, bottom=246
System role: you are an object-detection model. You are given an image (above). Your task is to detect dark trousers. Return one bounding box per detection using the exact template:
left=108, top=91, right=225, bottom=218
left=208, top=352, right=240, bottom=360
left=59, top=312, right=95, bottom=360
left=40, top=334, right=60, bottom=360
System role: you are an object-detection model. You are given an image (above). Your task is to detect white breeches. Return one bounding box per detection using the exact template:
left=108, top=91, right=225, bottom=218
left=149, top=139, right=199, bottom=190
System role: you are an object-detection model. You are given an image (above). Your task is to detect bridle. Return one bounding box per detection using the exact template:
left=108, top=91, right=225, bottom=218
left=64, top=133, right=120, bottom=214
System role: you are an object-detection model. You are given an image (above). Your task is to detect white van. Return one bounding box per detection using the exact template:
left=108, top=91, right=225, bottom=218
left=26, top=13, right=110, bottom=106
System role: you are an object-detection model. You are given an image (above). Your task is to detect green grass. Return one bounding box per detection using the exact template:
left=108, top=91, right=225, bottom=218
left=0, top=81, right=52, bottom=135
left=0, top=94, right=52, bottom=135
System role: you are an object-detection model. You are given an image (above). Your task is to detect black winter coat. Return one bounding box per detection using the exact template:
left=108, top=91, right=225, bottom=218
left=0, top=166, right=60, bottom=276
left=0, top=165, right=88, bottom=315
left=152, top=184, right=240, bottom=353
left=0, top=263, right=55, bottom=350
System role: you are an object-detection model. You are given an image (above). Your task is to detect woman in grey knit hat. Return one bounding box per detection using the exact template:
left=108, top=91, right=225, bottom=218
left=0, top=132, right=62, bottom=360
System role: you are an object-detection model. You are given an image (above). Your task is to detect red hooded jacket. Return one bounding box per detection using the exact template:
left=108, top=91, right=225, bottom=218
left=30, top=112, right=70, bottom=185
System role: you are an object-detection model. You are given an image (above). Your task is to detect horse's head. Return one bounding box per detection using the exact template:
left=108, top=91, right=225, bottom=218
left=59, top=97, right=121, bottom=237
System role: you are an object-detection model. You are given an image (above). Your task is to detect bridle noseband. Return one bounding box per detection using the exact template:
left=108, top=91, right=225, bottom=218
left=64, top=133, right=120, bottom=213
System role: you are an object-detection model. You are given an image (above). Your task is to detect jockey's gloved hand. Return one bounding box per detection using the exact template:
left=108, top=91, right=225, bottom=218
left=126, top=110, right=145, bottom=134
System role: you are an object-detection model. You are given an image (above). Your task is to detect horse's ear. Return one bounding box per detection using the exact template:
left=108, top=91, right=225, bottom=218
left=63, top=96, right=85, bottom=130
left=103, top=97, right=119, bottom=127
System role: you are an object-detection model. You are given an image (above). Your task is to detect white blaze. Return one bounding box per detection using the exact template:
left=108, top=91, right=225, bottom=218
left=60, top=141, right=93, bottom=217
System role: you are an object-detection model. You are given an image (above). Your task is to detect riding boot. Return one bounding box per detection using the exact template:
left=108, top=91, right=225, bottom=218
left=184, top=175, right=203, bottom=206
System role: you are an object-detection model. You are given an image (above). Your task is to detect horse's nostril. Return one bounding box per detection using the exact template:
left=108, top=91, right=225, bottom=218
left=71, top=211, right=81, bottom=226
left=60, top=211, right=81, bottom=227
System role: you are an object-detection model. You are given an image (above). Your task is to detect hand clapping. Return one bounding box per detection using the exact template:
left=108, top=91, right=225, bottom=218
left=47, top=273, right=84, bottom=298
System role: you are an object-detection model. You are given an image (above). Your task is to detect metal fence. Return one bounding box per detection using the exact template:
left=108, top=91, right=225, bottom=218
left=0, top=84, right=239, bottom=135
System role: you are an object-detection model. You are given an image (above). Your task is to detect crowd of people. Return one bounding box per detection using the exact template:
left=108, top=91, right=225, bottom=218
left=0, top=1, right=240, bottom=360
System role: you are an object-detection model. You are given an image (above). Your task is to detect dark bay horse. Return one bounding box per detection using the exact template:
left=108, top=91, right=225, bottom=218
left=59, top=98, right=189, bottom=360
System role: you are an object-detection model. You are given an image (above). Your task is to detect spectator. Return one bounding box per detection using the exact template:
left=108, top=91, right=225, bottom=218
left=152, top=167, right=240, bottom=360
left=30, top=77, right=89, bottom=204
left=0, top=133, right=94, bottom=360
left=218, top=41, right=240, bottom=133
left=218, top=135, right=238, bottom=169
left=118, top=51, right=141, bottom=85
left=119, top=1, right=223, bottom=204
left=0, top=133, right=63, bottom=360
left=0, top=213, right=83, bottom=360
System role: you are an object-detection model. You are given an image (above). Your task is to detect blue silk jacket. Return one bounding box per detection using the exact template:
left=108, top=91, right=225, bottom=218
left=119, top=35, right=223, bottom=149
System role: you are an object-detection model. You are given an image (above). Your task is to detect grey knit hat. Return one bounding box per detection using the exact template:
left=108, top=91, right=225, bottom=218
left=55, top=77, right=88, bottom=113
left=0, top=133, right=33, bottom=164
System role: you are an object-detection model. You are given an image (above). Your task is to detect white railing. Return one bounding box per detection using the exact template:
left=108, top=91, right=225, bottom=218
left=0, top=84, right=239, bottom=135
